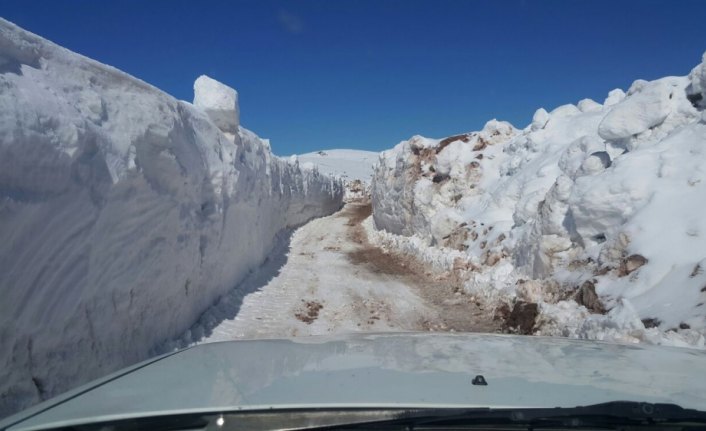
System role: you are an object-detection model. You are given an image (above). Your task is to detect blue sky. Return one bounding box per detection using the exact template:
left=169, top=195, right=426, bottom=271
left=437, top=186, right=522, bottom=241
left=2, top=0, right=705, bottom=155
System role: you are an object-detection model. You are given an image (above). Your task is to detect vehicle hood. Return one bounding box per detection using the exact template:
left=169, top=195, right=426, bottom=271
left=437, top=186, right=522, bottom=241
left=3, top=333, right=706, bottom=430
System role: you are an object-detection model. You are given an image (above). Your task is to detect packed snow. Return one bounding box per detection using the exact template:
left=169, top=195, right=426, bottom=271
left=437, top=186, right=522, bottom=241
left=193, top=74, right=239, bottom=136
left=371, top=52, right=706, bottom=348
left=0, top=18, right=342, bottom=418
left=166, top=201, right=498, bottom=348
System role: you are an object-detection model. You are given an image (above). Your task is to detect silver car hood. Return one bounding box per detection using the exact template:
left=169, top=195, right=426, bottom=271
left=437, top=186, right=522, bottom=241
left=3, top=333, right=706, bottom=430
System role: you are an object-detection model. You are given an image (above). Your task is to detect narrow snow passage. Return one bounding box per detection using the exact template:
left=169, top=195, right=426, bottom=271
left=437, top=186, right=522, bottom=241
left=189, top=201, right=499, bottom=343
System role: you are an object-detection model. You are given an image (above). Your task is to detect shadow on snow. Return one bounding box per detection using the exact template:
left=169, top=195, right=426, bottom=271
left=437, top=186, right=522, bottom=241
left=159, top=228, right=294, bottom=352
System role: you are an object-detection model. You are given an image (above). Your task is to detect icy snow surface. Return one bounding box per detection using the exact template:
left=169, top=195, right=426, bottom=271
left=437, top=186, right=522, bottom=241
left=371, top=54, right=706, bottom=349
left=0, top=18, right=342, bottom=417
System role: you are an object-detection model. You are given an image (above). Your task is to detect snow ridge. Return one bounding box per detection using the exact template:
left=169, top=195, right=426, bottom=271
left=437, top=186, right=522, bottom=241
left=371, top=54, right=706, bottom=348
left=0, top=18, right=343, bottom=417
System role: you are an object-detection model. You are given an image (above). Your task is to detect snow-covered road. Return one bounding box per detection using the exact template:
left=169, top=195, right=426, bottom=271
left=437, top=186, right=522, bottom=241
left=184, top=201, right=499, bottom=343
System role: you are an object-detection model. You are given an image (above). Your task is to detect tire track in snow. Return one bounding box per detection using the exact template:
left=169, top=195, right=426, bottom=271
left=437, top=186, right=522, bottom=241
left=184, top=200, right=499, bottom=344
left=343, top=201, right=501, bottom=334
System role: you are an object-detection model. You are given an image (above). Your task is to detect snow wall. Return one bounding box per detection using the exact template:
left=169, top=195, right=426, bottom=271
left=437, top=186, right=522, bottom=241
left=0, top=19, right=343, bottom=417
left=372, top=53, right=706, bottom=348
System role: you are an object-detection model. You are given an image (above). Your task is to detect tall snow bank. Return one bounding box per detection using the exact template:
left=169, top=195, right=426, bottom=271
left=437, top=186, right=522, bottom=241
left=0, top=18, right=343, bottom=418
left=371, top=53, right=706, bottom=348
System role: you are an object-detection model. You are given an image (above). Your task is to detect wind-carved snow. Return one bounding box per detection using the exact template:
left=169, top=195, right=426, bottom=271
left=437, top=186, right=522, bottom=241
left=0, top=18, right=343, bottom=418
left=371, top=53, right=706, bottom=348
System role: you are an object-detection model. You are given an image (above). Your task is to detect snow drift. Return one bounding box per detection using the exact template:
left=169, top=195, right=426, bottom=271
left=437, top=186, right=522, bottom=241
left=0, top=19, right=343, bottom=417
left=372, top=52, right=706, bottom=348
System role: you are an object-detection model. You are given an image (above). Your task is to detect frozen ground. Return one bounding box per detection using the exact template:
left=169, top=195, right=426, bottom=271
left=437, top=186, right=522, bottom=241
left=174, top=200, right=499, bottom=344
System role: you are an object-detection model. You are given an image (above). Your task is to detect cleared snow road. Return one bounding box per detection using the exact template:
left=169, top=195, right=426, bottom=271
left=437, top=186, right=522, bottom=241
left=186, top=201, right=499, bottom=343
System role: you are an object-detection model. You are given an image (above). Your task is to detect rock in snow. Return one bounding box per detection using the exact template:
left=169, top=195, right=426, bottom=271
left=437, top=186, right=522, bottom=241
left=0, top=18, right=343, bottom=417
left=371, top=51, right=706, bottom=349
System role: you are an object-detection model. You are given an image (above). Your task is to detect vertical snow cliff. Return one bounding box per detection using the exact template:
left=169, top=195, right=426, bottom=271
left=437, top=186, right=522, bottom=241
left=0, top=19, right=343, bottom=417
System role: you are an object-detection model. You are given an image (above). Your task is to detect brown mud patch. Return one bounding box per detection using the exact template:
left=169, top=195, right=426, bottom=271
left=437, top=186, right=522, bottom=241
left=342, top=200, right=502, bottom=333
left=295, top=300, right=324, bottom=324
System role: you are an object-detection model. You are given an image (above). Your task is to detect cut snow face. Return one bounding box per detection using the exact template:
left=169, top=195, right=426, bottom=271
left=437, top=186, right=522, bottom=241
left=371, top=53, right=706, bottom=349
left=193, top=75, right=239, bottom=136
left=0, top=18, right=343, bottom=418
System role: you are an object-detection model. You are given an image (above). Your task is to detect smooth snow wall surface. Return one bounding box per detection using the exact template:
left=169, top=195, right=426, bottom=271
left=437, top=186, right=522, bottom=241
left=0, top=19, right=343, bottom=417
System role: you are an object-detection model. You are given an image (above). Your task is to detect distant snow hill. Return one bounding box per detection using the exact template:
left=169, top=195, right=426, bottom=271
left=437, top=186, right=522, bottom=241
left=297, top=149, right=379, bottom=183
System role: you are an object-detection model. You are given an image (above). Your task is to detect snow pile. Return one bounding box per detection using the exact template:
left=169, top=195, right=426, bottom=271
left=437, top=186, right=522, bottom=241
left=371, top=53, right=706, bottom=348
left=297, top=149, right=379, bottom=200
left=0, top=18, right=343, bottom=418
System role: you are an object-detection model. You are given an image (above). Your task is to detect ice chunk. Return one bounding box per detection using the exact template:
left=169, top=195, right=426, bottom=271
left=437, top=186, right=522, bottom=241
left=598, top=81, right=672, bottom=141
left=480, top=119, right=517, bottom=144
left=603, top=88, right=625, bottom=106
left=557, top=135, right=606, bottom=179
left=577, top=98, right=602, bottom=113
left=550, top=104, right=580, bottom=118
left=576, top=151, right=611, bottom=176
left=531, top=108, right=549, bottom=131
left=193, top=75, right=239, bottom=134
